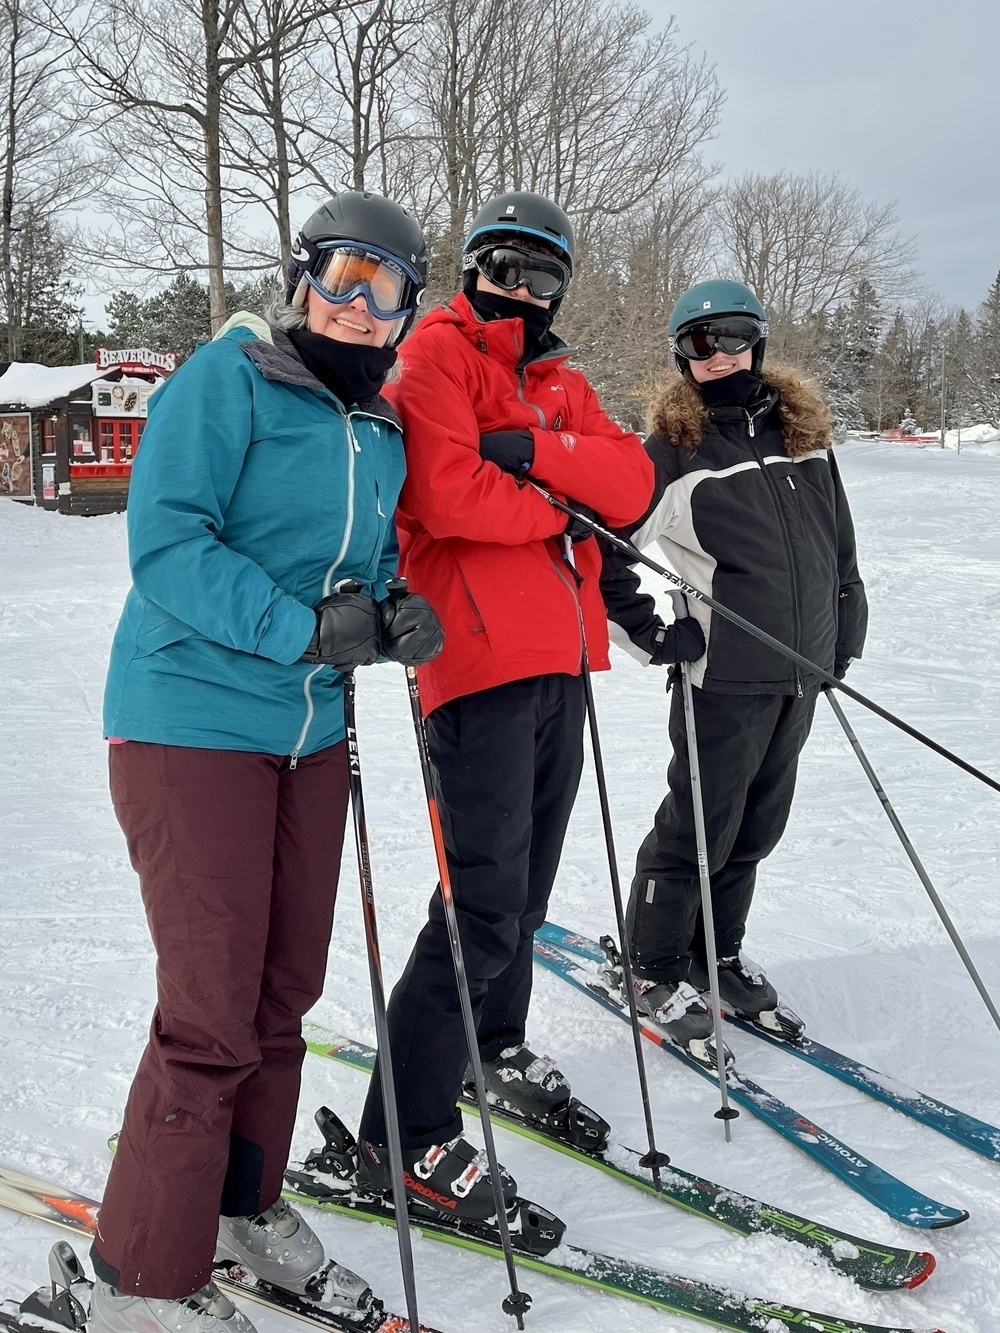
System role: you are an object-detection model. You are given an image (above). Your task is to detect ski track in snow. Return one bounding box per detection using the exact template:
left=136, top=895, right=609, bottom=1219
left=1, top=440, right=998, bottom=1333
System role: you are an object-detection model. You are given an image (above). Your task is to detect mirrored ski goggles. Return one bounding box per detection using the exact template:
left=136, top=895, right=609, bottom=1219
left=305, top=243, right=419, bottom=322
left=466, top=244, right=572, bottom=301
left=672, top=316, right=767, bottom=361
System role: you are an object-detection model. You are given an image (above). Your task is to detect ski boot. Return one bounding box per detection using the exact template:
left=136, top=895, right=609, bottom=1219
left=463, top=1045, right=611, bottom=1153
left=632, top=976, right=734, bottom=1068
left=287, top=1106, right=566, bottom=1257
left=594, top=937, right=732, bottom=1069
left=690, top=952, right=805, bottom=1043
left=217, top=1199, right=373, bottom=1312
left=90, top=1257, right=257, bottom=1333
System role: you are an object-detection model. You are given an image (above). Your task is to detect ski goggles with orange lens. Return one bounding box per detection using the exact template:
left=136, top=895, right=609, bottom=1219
left=672, top=316, right=767, bottom=361
left=466, top=244, right=572, bottom=301
left=305, top=243, right=420, bottom=322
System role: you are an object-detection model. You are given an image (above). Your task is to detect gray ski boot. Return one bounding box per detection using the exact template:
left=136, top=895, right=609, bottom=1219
left=632, top=976, right=732, bottom=1068
left=690, top=952, right=805, bottom=1042
left=90, top=1276, right=257, bottom=1333
left=216, top=1200, right=372, bottom=1310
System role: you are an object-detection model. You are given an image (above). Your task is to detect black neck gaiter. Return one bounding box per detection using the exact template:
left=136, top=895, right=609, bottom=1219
left=697, top=369, right=762, bottom=408
left=286, top=327, right=397, bottom=406
left=469, top=289, right=555, bottom=361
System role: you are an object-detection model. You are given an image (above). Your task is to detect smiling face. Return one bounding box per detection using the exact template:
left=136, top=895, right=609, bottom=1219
left=687, top=347, right=753, bottom=383
left=305, top=285, right=396, bottom=347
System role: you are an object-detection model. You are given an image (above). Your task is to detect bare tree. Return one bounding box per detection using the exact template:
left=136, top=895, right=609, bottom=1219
left=49, top=0, right=342, bottom=330
left=407, top=0, right=722, bottom=299
left=715, top=170, right=919, bottom=361
left=1, top=0, right=92, bottom=357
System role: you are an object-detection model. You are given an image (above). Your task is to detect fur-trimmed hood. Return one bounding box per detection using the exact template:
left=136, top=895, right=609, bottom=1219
left=648, top=364, right=832, bottom=458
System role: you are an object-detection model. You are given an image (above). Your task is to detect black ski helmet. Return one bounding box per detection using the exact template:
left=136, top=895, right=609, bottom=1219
left=462, top=191, right=574, bottom=312
left=285, top=191, right=427, bottom=345
left=668, top=279, right=769, bottom=376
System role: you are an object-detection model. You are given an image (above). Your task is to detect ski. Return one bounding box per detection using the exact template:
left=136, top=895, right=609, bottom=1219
left=531, top=938, right=968, bottom=1230
left=536, top=922, right=1000, bottom=1165
left=302, top=1022, right=934, bottom=1291
left=284, top=1128, right=947, bottom=1333
left=0, top=1163, right=437, bottom=1333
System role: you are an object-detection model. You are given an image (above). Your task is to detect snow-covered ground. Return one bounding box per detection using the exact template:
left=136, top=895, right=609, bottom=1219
left=1, top=440, right=998, bottom=1333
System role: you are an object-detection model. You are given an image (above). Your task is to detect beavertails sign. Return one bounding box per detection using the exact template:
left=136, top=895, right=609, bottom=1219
left=94, top=347, right=177, bottom=376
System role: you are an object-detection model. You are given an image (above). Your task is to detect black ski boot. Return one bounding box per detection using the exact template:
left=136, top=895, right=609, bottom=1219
left=288, top=1106, right=566, bottom=1257
left=463, top=1045, right=611, bottom=1153
left=690, top=953, right=805, bottom=1043
left=357, top=1134, right=518, bottom=1224
left=594, top=939, right=732, bottom=1069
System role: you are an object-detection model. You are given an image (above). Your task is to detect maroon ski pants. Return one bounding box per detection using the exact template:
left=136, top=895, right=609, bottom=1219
left=92, top=741, right=349, bottom=1298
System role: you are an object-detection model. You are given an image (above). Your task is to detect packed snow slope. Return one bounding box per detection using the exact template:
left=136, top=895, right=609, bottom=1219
left=1, top=440, right=998, bottom=1332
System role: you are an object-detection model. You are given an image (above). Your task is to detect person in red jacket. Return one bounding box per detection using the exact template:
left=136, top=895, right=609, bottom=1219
left=356, top=191, right=670, bottom=1225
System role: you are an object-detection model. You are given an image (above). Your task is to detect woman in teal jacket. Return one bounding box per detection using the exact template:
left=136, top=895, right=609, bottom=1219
left=89, top=193, right=442, bottom=1333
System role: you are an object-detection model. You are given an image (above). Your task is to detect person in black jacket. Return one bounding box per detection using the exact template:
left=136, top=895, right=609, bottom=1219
left=600, top=279, right=867, bottom=1063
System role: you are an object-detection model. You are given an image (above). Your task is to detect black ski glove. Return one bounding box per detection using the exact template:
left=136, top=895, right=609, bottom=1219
left=301, top=583, right=381, bottom=670
left=822, top=655, right=853, bottom=690
left=479, top=429, right=535, bottom=476
left=649, top=616, right=705, bottom=665
left=379, top=581, right=445, bottom=667
left=564, top=501, right=600, bottom=543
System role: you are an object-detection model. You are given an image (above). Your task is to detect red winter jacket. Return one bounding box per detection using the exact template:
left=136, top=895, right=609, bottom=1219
left=386, top=292, right=654, bottom=714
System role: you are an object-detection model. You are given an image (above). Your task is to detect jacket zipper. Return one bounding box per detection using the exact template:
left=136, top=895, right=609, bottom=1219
left=552, top=548, right=585, bottom=670
left=517, top=371, right=546, bottom=428
left=747, top=428, right=803, bottom=696
left=290, top=415, right=360, bottom=768
left=745, top=400, right=770, bottom=439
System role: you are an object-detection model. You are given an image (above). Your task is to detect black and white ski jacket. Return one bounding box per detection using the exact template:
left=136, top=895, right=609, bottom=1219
left=600, top=367, right=868, bottom=695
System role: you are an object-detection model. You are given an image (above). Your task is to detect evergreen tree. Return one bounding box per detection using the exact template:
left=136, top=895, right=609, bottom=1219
left=104, top=272, right=281, bottom=360
left=820, top=279, right=881, bottom=438
left=0, top=214, right=86, bottom=364
left=970, top=271, right=1000, bottom=424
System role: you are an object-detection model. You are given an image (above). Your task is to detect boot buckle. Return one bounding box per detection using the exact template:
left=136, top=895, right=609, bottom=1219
left=414, top=1144, right=444, bottom=1180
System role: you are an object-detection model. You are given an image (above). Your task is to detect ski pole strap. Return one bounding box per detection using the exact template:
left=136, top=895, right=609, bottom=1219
left=532, top=485, right=1000, bottom=795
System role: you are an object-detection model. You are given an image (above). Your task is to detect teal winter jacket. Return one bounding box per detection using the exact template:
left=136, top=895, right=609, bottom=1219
left=103, top=314, right=406, bottom=758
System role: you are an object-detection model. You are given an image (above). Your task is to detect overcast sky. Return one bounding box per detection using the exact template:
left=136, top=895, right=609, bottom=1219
left=652, top=0, right=999, bottom=309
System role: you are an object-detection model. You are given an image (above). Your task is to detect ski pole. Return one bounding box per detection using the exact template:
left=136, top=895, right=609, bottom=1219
left=560, top=538, right=672, bottom=1186
left=391, top=595, right=530, bottom=1329
left=825, top=689, right=1000, bottom=1037
left=342, top=666, right=422, bottom=1333
left=667, top=589, right=739, bottom=1139
left=530, top=486, right=1000, bottom=796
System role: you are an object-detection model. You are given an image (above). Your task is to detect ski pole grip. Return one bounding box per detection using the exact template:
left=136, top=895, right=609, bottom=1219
left=385, top=577, right=408, bottom=600
left=668, top=588, right=688, bottom=619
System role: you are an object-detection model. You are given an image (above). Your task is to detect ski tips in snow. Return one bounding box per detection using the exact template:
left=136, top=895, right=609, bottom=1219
left=532, top=930, right=971, bottom=1230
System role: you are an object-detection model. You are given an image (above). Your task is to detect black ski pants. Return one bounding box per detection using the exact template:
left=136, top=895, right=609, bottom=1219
left=627, top=677, right=821, bottom=984
left=360, top=673, right=586, bottom=1151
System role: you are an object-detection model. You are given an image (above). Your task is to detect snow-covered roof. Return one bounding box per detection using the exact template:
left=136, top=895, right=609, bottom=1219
left=0, top=361, right=105, bottom=409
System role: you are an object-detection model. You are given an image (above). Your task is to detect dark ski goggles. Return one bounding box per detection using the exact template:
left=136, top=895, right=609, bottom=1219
left=305, top=243, right=419, bottom=338
left=466, top=244, right=572, bottom=301
left=672, top=316, right=766, bottom=361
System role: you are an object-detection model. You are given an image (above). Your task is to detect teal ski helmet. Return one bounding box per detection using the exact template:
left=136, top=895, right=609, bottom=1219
left=668, top=279, right=768, bottom=375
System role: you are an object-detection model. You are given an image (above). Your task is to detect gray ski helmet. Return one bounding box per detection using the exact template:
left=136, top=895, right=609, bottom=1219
left=462, top=191, right=574, bottom=310
left=286, top=191, right=427, bottom=343
left=668, top=279, right=768, bottom=375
